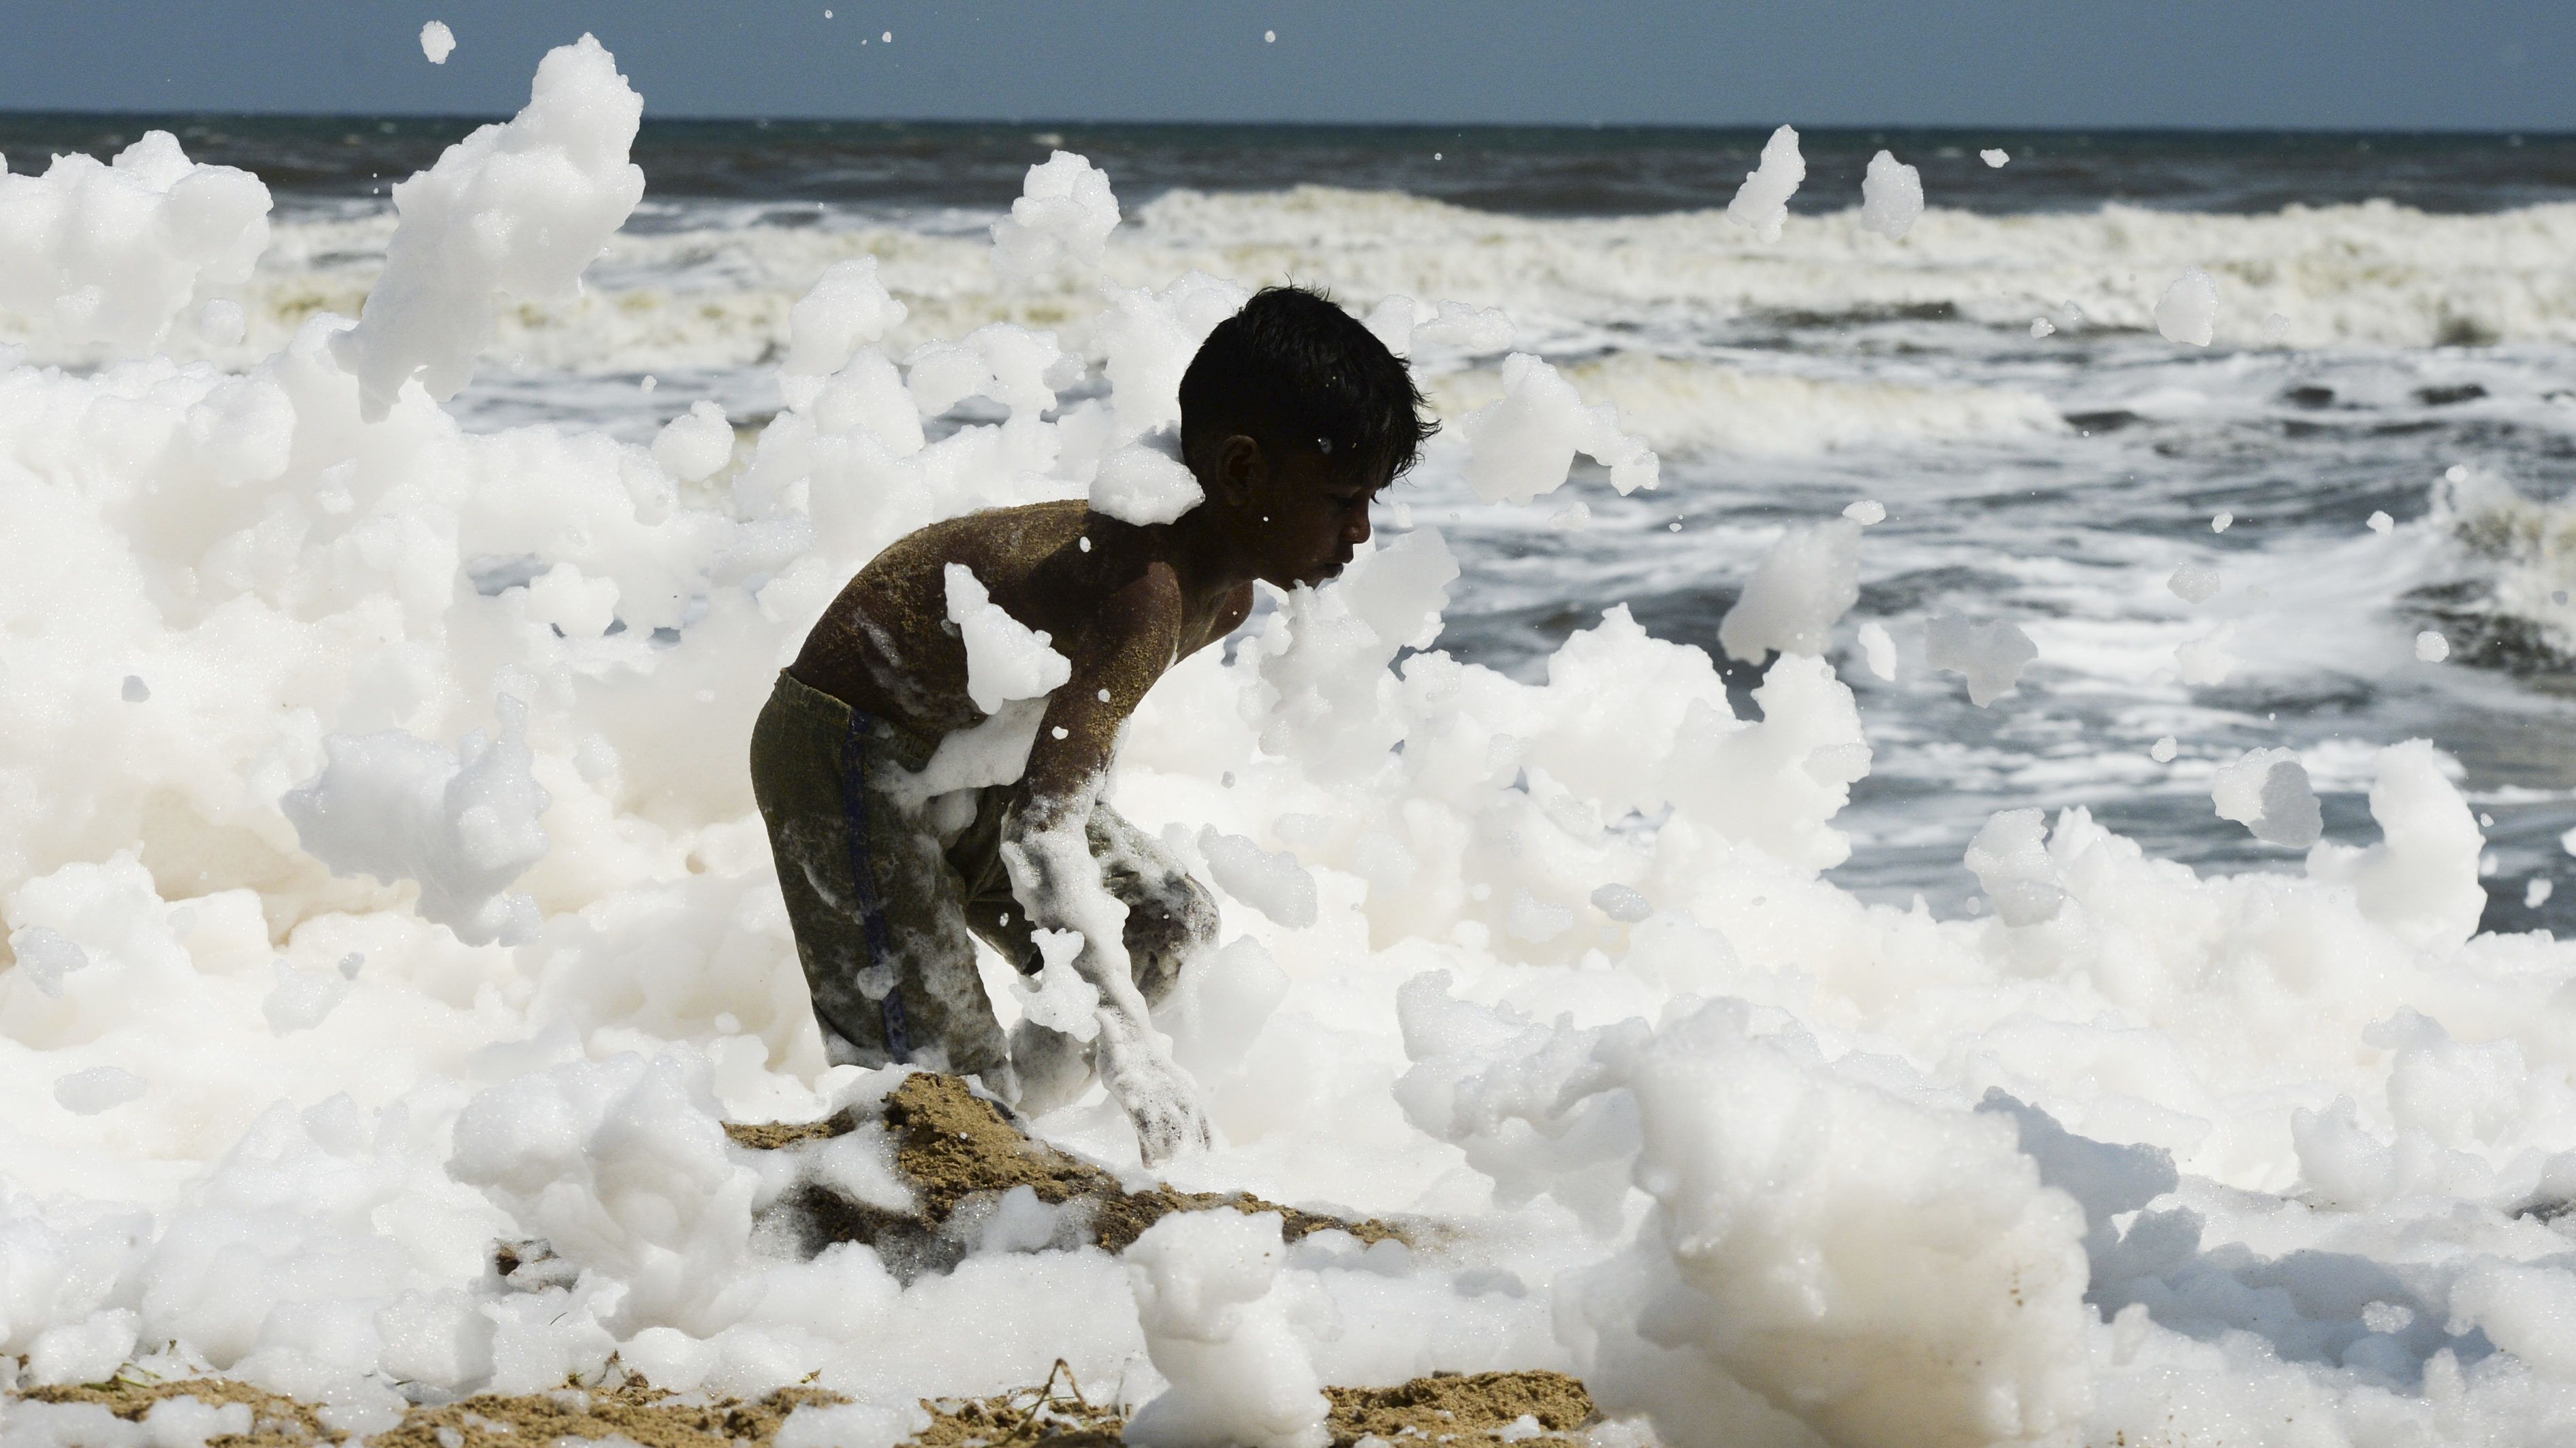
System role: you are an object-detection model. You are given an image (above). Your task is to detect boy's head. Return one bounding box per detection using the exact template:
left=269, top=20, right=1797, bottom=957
left=1177, top=285, right=1434, bottom=587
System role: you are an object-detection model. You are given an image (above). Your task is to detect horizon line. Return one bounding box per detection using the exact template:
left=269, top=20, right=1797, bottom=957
left=0, top=111, right=2569, bottom=141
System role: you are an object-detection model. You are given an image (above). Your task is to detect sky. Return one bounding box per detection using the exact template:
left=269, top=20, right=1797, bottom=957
left=0, top=1, right=2569, bottom=129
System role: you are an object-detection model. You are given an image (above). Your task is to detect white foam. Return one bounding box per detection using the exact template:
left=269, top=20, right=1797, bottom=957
left=1717, top=519, right=1860, bottom=662
left=1092, top=430, right=1204, bottom=526
left=1454, top=354, right=1656, bottom=503
left=1858, top=150, right=1923, bottom=241
left=281, top=696, right=552, bottom=947
left=990, top=152, right=1120, bottom=284
left=1724, top=126, right=1804, bottom=244
left=944, top=564, right=1072, bottom=714
left=0, top=131, right=268, bottom=351
left=332, top=35, right=643, bottom=419
left=2210, top=747, right=2324, bottom=848
left=2155, top=266, right=2219, bottom=347
left=2167, top=563, right=2222, bottom=603
left=1924, top=613, right=2037, bottom=705
left=420, top=21, right=456, bottom=63
left=1124, top=1212, right=1331, bottom=1448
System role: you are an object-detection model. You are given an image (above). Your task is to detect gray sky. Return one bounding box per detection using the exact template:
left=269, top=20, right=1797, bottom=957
left=1, top=1, right=2570, bottom=128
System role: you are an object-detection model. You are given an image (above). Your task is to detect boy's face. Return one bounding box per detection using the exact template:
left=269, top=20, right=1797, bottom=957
left=1232, top=443, right=1388, bottom=590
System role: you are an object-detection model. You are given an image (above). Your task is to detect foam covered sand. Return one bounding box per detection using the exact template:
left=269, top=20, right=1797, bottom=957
left=9, top=39, right=2576, bottom=1448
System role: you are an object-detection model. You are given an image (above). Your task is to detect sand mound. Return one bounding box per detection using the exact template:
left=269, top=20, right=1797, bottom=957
left=733, top=1072, right=1408, bottom=1276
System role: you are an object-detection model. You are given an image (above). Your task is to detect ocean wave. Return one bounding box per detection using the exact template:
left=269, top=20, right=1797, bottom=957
left=10, top=186, right=2575, bottom=376
left=1428, top=351, right=2065, bottom=455
left=2418, top=467, right=2576, bottom=671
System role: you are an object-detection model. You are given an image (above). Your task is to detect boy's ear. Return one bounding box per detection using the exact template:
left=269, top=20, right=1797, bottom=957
left=1209, top=434, right=1265, bottom=504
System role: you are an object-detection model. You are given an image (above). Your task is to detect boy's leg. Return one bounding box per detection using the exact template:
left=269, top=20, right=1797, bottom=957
left=748, top=672, right=1011, bottom=1084
left=949, top=795, right=1218, bottom=1115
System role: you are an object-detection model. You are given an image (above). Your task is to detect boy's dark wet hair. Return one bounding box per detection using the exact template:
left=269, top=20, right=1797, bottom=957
left=1178, top=285, right=1436, bottom=485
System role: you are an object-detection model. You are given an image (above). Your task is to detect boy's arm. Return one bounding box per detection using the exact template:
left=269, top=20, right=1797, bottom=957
left=997, top=562, right=1209, bottom=1161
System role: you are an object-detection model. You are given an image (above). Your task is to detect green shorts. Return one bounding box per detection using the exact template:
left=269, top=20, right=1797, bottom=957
left=748, top=671, right=1213, bottom=1078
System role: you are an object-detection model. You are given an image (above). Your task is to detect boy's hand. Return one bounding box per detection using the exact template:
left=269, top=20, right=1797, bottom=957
left=1096, top=1014, right=1212, bottom=1165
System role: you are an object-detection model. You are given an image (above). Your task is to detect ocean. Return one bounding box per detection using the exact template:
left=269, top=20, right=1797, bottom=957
left=26, top=116, right=2553, bottom=923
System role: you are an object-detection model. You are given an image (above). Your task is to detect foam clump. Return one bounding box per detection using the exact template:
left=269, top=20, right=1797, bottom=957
left=1924, top=612, right=2037, bottom=705
left=1405, top=986, right=2094, bottom=1448
left=0, top=130, right=270, bottom=350
left=2167, top=563, right=2221, bottom=602
left=990, top=150, right=1119, bottom=282
left=2416, top=628, right=2449, bottom=662
left=1724, top=125, right=1804, bottom=243
left=281, top=694, right=552, bottom=946
left=2211, top=746, right=2323, bottom=848
left=2306, top=739, right=2487, bottom=952
left=1008, top=927, right=1101, bottom=1040
left=52, top=1065, right=146, bottom=1114
left=1982, top=148, right=2009, bottom=167
left=1965, top=807, right=2065, bottom=924
left=1855, top=619, right=1896, bottom=679
left=1093, top=428, right=1204, bottom=525
left=420, top=20, right=456, bottom=63
left=2155, top=266, right=2219, bottom=347
left=332, top=35, right=645, bottom=419
left=781, top=255, right=908, bottom=377
left=653, top=400, right=735, bottom=481
left=1858, top=150, right=1922, bottom=240
left=1457, top=353, right=1657, bottom=504
left=944, top=564, right=1072, bottom=713
left=10, top=924, right=91, bottom=996
left=1717, top=518, right=1860, bottom=662
left=1124, top=1210, right=1334, bottom=1448
left=1197, top=828, right=1318, bottom=929
left=774, top=1402, right=921, bottom=1448
left=262, top=961, right=351, bottom=1032
left=2174, top=621, right=2239, bottom=684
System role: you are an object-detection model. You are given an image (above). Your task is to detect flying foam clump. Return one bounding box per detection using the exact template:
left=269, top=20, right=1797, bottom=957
left=0, top=131, right=270, bottom=351
left=333, top=34, right=646, bottom=419
left=1725, top=125, right=1805, bottom=244
left=1457, top=353, right=1657, bottom=504
left=1859, top=149, right=1923, bottom=240
left=2155, top=266, right=2220, bottom=347
left=1925, top=612, right=2037, bottom=705
left=1717, top=517, right=1862, bottom=662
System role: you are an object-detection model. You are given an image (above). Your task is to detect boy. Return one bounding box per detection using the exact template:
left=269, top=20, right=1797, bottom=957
left=750, top=286, right=1435, bottom=1164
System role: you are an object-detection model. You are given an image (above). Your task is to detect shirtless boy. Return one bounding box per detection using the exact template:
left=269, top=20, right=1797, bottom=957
left=750, top=286, right=1434, bottom=1163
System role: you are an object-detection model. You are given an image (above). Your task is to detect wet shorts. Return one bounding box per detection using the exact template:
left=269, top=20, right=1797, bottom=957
left=748, top=670, right=1214, bottom=1078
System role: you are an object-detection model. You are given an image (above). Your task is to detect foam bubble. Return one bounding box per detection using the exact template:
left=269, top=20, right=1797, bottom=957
left=420, top=21, right=456, bottom=63
left=2155, top=266, right=2219, bottom=347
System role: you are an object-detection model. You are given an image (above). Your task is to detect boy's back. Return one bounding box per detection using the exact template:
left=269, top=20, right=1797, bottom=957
left=749, top=285, right=1433, bottom=1163
left=786, top=500, right=1249, bottom=752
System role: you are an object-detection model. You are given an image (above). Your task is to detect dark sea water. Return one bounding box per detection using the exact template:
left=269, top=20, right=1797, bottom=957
left=5, top=116, right=2575, bottom=216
